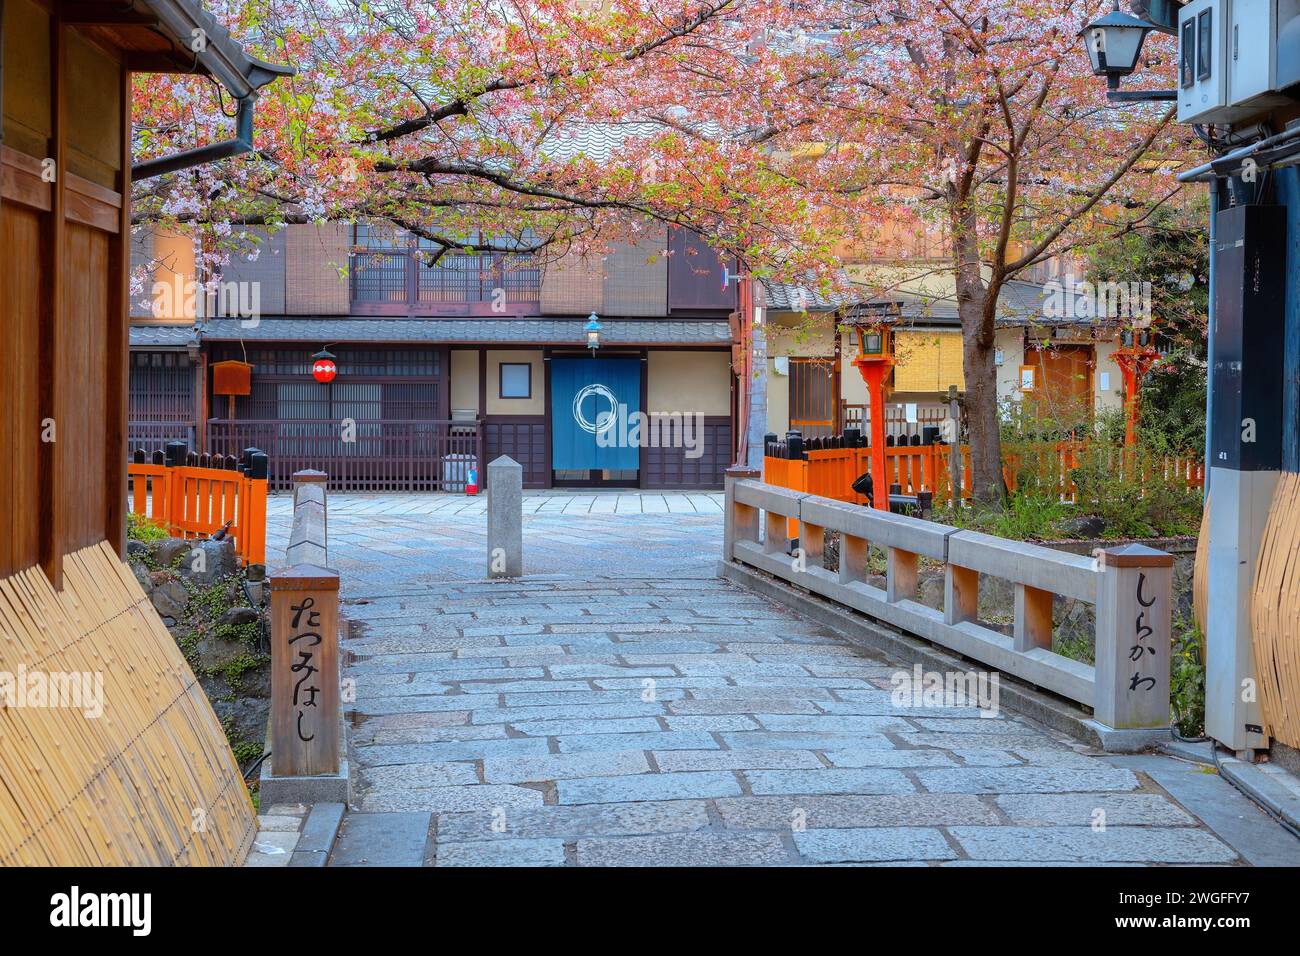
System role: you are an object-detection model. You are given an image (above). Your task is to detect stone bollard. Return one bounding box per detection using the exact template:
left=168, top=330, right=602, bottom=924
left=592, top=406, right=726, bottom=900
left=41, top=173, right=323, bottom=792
left=1094, top=544, right=1174, bottom=732
left=487, top=455, right=523, bottom=578
left=287, top=470, right=329, bottom=567
left=269, top=564, right=340, bottom=776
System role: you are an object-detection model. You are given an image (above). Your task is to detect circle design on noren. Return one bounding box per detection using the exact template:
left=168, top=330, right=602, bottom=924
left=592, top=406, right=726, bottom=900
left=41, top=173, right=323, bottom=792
left=572, top=383, right=619, bottom=435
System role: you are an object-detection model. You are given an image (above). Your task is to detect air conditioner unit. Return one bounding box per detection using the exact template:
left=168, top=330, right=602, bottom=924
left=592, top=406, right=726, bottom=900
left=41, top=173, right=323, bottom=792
left=1178, top=0, right=1300, bottom=125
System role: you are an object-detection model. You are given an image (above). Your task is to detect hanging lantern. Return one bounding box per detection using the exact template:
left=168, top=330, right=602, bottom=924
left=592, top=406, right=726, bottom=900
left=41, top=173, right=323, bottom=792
left=312, top=349, right=337, bottom=384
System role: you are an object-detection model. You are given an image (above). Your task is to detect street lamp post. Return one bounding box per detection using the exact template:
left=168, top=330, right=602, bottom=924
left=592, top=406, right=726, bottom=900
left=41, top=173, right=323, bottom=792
left=849, top=318, right=896, bottom=512
left=1113, top=327, right=1161, bottom=448
left=1079, top=2, right=1175, bottom=103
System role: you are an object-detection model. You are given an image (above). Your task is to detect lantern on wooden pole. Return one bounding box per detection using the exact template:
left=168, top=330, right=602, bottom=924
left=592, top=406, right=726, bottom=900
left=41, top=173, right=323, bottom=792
left=211, top=359, right=253, bottom=422
left=848, top=303, right=901, bottom=511
left=1113, top=326, right=1160, bottom=447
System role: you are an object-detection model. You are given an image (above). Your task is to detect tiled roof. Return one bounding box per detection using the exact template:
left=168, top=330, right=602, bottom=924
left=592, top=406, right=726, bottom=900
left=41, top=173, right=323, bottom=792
left=761, top=277, right=863, bottom=313
left=129, top=324, right=199, bottom=348
left=195, top=317, right=732, bottom=345
left=762, top=274, right=1055, bottom=327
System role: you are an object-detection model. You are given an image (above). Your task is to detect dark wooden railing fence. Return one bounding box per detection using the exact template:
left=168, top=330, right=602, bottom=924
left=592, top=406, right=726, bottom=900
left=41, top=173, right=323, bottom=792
left=205, top=418, right=483, bottom=492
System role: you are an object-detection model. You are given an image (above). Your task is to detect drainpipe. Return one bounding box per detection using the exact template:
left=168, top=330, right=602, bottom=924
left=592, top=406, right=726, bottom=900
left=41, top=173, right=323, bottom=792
left=132, top=94, right=257, bottom=181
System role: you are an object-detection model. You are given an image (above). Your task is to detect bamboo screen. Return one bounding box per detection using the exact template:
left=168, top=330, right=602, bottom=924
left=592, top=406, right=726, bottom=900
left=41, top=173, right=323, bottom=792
left=540, top=251, right=604, bottom=315
left=1251, top=474, right=1300, bottom=748
left=0, top=543, right=256, bottom=866
left=603, top=231, right=668, bottom=316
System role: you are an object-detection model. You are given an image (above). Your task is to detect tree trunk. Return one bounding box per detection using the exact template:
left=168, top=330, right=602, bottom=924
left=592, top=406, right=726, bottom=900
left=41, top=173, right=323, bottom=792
left=952, top=213, right=1005, bottom=509
left=958, top=285, right=1005, bottom=508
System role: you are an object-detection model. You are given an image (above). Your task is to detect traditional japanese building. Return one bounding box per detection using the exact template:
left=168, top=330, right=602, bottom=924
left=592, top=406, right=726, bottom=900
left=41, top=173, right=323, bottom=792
left=761, top=268, right=1132, bottom=443
left=129, top=223, right=739, bottom=490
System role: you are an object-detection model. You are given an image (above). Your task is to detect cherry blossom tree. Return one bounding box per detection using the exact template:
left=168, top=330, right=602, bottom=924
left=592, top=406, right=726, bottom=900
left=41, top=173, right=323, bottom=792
left=131, top=0, right=837, bottom=278
left=752, top=0, right=1198, bottom=506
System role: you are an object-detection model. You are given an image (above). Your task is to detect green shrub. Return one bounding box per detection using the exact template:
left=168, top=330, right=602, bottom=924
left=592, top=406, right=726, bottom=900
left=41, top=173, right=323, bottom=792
left=127, top=512, right=169, bottom=544
left=939, top=492, right=1070, bottom=541
left=1171, top=616, right=1206, bottom=738
left=1067, top=452, right=1201, bottom=539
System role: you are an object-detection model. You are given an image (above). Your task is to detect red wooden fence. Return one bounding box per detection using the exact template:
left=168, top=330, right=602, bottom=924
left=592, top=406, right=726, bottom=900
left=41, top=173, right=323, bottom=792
left=127, top=459, right=267, bottom=566
left=765, top=441, right=1203, bottom=517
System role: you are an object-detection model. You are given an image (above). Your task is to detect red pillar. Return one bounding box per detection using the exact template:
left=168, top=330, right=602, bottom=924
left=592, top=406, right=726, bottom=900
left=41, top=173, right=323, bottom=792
left=854, top=358, right=891, bottom=511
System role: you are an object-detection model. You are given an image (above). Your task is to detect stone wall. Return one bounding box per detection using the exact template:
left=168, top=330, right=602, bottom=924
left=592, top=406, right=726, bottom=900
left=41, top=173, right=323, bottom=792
left=126, top=534, right=271, bottom=767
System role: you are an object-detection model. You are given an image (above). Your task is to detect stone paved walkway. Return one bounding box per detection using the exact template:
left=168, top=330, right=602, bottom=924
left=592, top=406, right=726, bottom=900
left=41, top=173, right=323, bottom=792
left=250, top=494, right=1300, bottom=866
left=265, top=491, right=723, bottom=594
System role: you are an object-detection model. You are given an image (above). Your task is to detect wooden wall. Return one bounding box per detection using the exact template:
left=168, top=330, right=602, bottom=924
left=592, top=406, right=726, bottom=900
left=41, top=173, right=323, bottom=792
left=0, top=200, right=43, bottom=575
left=0, top=0, right=257, bottom=869
left=1, top=0, right=129, bottom=583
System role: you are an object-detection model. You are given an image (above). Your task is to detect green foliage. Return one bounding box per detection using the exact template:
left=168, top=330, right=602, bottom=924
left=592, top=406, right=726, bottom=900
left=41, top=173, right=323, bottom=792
left=126, top=512, right=169, bottom=544
left=1054, top=629, right=1095, bottom=666
left=1084, top=199, right=1210, bottom=460
left=1136, top=355, right=1207, bottom=457
left=1067, top=453, right=1202, bottom=539
left=1084, top=198, right=1210, bottom=353
left=1171, top=616, right=1207, bottom=738
left=221, top=652, right=267, bottom=690
left=939, top=492, right=1071, bottom=541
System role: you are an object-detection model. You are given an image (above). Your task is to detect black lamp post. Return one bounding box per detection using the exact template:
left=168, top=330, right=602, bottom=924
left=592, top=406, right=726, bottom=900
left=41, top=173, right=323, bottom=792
left=1079, top=2, right=1175, bottom=103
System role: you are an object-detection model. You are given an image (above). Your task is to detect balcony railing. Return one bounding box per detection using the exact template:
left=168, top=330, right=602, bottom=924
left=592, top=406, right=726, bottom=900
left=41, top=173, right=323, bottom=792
left=349, top=249, right=541, bottom=316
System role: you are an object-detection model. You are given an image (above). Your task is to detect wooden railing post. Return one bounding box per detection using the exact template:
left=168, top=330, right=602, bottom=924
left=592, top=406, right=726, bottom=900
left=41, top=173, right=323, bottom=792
left=801, top=522, right=824, bottom=569
left=1014, top=584, right=1054, bottom=652
left=269, top=564, right=340, bottom=776
left=839, top=534, right=869, bottom=585
left=724, top=467, right=761, bottom=562
left=887, top=547, right=919, bottom=603
left=1094, top=544, right=1173, bottom=731
left=944, top=564, right=979, bottom=625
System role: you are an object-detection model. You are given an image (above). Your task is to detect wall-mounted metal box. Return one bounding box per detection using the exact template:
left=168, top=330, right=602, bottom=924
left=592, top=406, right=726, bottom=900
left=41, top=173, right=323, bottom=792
left=1209, top=204, right=1287, bottom=472
left=1178, top=0, right=1229, bottom=124
left=1179, top=0, right=1300, bottom=124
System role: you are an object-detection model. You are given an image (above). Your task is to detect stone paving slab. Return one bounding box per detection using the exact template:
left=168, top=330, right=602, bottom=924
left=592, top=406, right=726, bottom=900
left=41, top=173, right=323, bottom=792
left=329, top=812, right=431, bottom=867
left=795, top=827, right=959, bottom=864
left=305, top=501, right=1300, bottom=866
left=949, top=826, right=1238, bottom=864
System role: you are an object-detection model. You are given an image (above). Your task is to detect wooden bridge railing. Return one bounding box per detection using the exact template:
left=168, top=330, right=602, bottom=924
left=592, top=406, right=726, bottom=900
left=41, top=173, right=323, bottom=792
left=723, top=475, right=1174, bottom=744
left=127, top=443, right=268, bottom=566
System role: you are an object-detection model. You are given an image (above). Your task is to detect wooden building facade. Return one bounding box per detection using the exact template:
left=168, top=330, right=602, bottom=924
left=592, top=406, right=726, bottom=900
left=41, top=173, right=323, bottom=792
left=0, top=0, right=286, bottom=867
left=129, top=224, right=739, bottom=491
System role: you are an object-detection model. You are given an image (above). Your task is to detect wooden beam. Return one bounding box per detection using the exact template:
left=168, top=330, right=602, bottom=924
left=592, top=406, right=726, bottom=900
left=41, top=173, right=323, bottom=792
left=60, top=3, right=158, bottom=26
left=103, top=61, right=131, bottom=557
left=38, top=18, right=66, bottom=588
left=125, top=53, right=201, bottom=75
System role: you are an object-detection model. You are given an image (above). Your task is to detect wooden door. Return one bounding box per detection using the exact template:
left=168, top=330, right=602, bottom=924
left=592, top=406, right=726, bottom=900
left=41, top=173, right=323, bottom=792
left=1029, top=344, right=1094, bottom=433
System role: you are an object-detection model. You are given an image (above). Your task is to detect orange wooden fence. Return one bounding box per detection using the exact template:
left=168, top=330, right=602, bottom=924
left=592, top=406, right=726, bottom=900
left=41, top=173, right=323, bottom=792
left=128, top=459, right=267, bottom=566
left=765, top=441, right=1204, bottom=521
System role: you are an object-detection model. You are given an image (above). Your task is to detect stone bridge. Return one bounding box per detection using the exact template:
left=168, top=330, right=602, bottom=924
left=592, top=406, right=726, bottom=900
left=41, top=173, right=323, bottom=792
left=245, top=489, right=1300, bottom=867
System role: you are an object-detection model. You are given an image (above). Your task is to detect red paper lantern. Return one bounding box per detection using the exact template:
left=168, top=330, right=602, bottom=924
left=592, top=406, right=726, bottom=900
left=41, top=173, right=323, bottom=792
left=311, top=349, right=337, bottom=384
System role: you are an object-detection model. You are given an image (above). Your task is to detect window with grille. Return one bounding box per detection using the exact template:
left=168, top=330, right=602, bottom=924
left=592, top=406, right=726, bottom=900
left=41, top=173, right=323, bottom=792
left=350, top=225, right=540, bottom=314
left=789, top=358, right=837, bottom=434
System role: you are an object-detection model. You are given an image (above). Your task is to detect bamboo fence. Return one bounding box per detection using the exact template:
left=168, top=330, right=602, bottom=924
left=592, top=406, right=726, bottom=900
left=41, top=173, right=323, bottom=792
left=0, top=543, right=255, bottom=866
